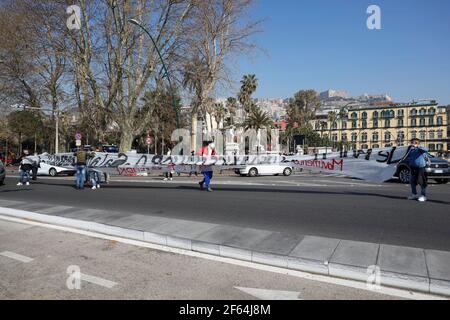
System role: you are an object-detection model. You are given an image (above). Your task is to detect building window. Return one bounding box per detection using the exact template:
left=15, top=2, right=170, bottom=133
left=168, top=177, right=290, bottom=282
left=429, top=144, right=436, bottom=151
left=341, top=133, right=347, bottom=141
left=362, top=120, right=367, bottom=129
left=373, top=111, right=379, bottom=119
left=385, top=120, right=391, bottom=128
left=397, top=131, right=405, bottom=144
left=419, top=118, right=426, bottom=126
left=411, top=118, right=417, bottom=127
left=437, top=130, right=443, bottom=139
left=420, top=131, right=426, bottom=140
left=398, top=109, right=404, bottom=117
left=372, top=132, right=379, bottom=142
left=362, top=112, right=368, bottom=119
left=332, top=122, right=338, bottom=130
left=351, top=133, right=358, bottom=142
left=373, top=120, right=378, bottom=128
left=428, top=108, right=436, bottom=115
left=437, top=117, right=443, bottom=125
left=397, top=119, right=404, bottom=127
left=361, top=133, right=368, bottom=142
left=332, top=134, right=338, bottom=142
left=437, top=144, right=444, bottom=151
left=361, top=144, right=369, bottom=149
left=411, top=131, right=417, bottom=139
left=429, top=117, right=434, bottom=126
left=352, top=121, right=357, bottom=129
left=429, top=131, right=435, bottom=140
left=384, top=132, right=391, bottom=142
left=419, top=108, right=426, bottom=116
left=373, top=144, right=380, bottom=149
left=351, top=112, right=358, bottom=120
left=410, top=109, right=417, bottom=116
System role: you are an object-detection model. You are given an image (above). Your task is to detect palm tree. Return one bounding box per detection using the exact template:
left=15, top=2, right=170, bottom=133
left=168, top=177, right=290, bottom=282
left=225, top=97, right=238, bottom=126
left=213, top=103, right=227, bottom=129
left=238, top=74, right=258, bottom=115
left=327, top=111, right=338, bottom=150
left=244, top=107, right=274, bottom=155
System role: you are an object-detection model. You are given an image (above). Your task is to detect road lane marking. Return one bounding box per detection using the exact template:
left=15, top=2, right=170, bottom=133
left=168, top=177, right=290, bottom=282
left=80, top=273, right=117, bottom=289
left=0, top=251, right=34, bottom=263
left=235, top=287, right=302, bottom=300
left=0, top=214, right=446, bottom=300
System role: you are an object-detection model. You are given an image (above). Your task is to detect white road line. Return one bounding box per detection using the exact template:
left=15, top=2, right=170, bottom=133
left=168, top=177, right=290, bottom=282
left=0, top=214, right=445, bottom=301
left=0, top=251, right=34, bottom=263
left=80, top=273, right=117, bottom=289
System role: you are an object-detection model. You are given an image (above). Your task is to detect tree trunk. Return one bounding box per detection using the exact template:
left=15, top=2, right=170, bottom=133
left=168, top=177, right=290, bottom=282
left=119, top=127, right=134, bottom=152
left=190, top=114, right=197, bottom=153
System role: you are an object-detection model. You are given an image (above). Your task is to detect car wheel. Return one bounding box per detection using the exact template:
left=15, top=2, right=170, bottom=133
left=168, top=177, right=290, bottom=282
left=435, top=178, right=449, bottom=184
left=248, top=168, right=258, bottom=177
left=49, top=168, right=58, bottom=177
left=283, top=167, right=293, bottom=177
left=398, top=167, right=411, bottom=184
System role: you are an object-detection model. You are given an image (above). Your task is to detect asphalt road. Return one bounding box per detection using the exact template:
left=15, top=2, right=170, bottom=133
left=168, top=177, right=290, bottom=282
left=1, top=173, right=450, bottom=251
left=0, top=219, right=401, bottom=300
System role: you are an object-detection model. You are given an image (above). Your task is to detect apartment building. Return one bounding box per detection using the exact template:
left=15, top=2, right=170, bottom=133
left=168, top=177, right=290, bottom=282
left=312, top=101, right=449, bottom=153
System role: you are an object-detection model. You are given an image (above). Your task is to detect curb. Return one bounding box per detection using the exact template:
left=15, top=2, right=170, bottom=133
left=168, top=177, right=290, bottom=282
left=0, top=206, right=448, bottom=298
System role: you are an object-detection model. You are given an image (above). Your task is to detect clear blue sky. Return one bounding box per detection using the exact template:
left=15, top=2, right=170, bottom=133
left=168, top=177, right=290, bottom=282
left=234, top=0, right=450, bottom=105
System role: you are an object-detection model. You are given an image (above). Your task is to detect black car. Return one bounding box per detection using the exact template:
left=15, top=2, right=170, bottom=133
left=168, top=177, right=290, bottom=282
left=0, top=160, right=5, bottom=185
left=395, top=156, right=450, bottom=184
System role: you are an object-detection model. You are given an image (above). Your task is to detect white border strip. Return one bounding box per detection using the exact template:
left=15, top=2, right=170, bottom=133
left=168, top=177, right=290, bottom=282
left=0, top=214, right=445, bottom=301
left=0, top=251, right=34, bottom=263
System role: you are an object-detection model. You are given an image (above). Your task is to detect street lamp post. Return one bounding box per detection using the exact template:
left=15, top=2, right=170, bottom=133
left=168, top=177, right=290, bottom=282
left=128, top=19, right=180, bottom=129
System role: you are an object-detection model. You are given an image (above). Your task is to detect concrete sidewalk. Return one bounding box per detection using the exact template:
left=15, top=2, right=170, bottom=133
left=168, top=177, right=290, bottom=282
left=0, top=198, right=449, bottom=297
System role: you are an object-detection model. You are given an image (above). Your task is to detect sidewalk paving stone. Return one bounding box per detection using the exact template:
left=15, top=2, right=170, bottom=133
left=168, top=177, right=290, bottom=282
left=378, top=245, right=428, bottom=278
left=252, top=232, right=304, bottom=255
left=195, top=225, right=245, bottom=245
left=425, top=250, right=450, bottom=281
left=146, top=219, right=218, bottom=239
left=289, top=236, right=340, bottom=262
left=223, top=228, right=273, bottom=250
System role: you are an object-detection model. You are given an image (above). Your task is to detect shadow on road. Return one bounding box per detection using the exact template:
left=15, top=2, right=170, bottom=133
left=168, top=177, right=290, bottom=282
left=8, top=180, right=449, bottom=206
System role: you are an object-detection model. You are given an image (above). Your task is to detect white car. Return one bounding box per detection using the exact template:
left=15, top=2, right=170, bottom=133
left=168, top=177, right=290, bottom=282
left=37, top=162, right=76, bottom=177
left=235, top=164, right=293, bottom=177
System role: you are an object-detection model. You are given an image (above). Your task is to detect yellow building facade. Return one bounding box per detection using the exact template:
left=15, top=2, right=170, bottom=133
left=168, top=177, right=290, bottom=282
left=312, top=102, right=449, bottom=153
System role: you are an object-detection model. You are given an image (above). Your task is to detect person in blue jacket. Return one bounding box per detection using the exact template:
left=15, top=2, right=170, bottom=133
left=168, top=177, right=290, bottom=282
left=405, top=138, right=430, bottom=202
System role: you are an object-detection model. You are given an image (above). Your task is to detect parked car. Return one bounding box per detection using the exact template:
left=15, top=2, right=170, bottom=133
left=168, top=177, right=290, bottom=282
left=102, top=145, right=119, bottom=153
left=395, top=155, right=450, bottom=184
left=0, top=160, right=5, bottom=185
left=37, top=162, right=76, bottom=177
left=234, top=164, right=293, bottom=177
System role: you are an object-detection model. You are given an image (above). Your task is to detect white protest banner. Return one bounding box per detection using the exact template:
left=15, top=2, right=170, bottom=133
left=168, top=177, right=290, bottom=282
left=29, top=146, right=411, bottom=182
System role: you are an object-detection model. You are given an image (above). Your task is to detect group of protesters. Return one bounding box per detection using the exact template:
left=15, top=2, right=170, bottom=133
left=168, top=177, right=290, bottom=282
left=15, top=139, right=432, bottom=201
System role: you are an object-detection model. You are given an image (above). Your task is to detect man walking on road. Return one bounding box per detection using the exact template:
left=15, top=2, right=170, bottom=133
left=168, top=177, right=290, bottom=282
left=406, top=138, right=430, bottom=202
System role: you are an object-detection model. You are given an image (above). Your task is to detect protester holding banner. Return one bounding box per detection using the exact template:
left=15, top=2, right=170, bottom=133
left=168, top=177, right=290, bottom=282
left=74, top=148, right=94, bottom=190
left=406, top=138, right=430, bottom=202
left=198, top=142, right=216, bottom=192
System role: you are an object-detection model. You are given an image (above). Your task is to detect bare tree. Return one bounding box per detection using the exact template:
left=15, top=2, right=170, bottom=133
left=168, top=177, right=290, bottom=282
left=66, top=0, right=194, bottom=151
left=181, top=0, right=261, bottom=151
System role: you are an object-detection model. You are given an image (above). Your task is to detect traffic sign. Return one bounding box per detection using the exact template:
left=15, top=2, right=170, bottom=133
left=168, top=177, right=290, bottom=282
left=75, top=133, right=82, bottom=140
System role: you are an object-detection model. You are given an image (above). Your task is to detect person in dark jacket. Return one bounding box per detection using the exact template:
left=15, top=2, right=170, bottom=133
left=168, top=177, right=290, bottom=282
left=405, top=138, right=430, bottom=202
left=74, top=149, right=94, bottom=190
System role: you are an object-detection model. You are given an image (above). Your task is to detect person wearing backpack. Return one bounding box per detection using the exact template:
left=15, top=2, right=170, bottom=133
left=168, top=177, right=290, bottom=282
left=406, top=138, right=431, bottom=202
